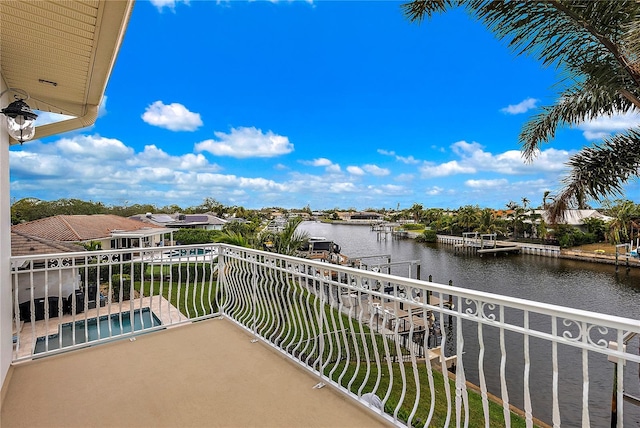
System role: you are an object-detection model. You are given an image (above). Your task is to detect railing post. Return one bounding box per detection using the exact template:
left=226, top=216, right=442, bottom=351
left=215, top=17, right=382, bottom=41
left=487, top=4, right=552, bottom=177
left=611, top=362, right=618, bottom=428
left=252, top=253, right=258, bottom=338
left=448, top=280, right=453, bottom=325
left=317, top=268, right=326, bottom=385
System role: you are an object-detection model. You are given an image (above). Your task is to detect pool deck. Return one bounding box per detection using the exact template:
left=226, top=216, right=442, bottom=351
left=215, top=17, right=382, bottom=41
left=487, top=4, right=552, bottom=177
left=2, top=317, right=390, bottom=428
left=14, top=296, right=187, bottom=360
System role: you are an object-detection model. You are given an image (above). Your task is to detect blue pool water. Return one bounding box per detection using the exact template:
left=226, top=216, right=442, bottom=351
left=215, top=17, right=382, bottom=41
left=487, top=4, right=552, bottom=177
left=35, top=307, right=162, bottom=354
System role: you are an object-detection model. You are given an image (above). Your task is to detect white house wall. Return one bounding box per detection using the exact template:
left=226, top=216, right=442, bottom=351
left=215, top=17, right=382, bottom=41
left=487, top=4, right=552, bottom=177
left=16, top=269, right=80, bottom=304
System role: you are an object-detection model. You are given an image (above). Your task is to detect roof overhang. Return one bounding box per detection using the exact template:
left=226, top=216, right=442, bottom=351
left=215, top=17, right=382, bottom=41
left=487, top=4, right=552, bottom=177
left=0, top=0, right=135, bottom=144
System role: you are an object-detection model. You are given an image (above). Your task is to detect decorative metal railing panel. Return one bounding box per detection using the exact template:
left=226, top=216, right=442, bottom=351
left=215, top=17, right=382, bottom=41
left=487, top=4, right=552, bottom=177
left=216, top=246, right=640, bottom=428
left=11, top=244, right=640, bottom=427
left=11, top=244, right=220, bottom=360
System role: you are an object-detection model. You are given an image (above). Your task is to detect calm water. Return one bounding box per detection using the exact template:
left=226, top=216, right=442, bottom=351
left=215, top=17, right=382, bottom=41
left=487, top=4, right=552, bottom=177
left=299, top=221, right=640, bottom=427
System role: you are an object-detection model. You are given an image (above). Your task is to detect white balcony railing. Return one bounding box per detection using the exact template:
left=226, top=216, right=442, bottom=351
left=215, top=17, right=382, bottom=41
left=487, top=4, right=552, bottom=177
left=11, top=244, right=640, bottom=427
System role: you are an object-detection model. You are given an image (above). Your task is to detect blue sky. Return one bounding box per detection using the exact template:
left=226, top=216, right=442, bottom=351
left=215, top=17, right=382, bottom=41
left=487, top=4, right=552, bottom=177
left=9, top=0, right=640, bottom=211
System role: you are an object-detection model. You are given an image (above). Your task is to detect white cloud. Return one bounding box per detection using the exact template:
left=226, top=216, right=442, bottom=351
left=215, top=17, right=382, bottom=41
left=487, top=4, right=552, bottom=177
left=368, top=184, right=408, bottom=195
left=578, top=110, right=640, bottom=141
left=129, top=145, right=215, bottom=171
left=195, top=173, right=287, bottom=192
left=326, top=164, right=342, bottom=173
left=142, top=101, right=202, bottom=131
left=150, top=0, right=189, bottom=12
left=465, top=178, right=509, bottom=188
left=196, top=127, right=293, bottom=158
left=420, top=140, right=569, bottom=178
left=300, top=158, right=341, bottom=173
left=426, top=186, right=444, bottom=196
left=10, top=135, right=222, bottom=188
left=420, top=160, right=476, bottom=177
left=57, top=135, right=133, bottom=160
left=501, top=98, right=539, bottom=115
left=302, top=158, right=333, bottom=167
left=328, top=182, right=358, bottom=193
left=395, top=173, right=415, bottom=182
left=363, top=164, right=390, bottom=176
left=347, top=166, right=365, bottom=175
left=378, top=149, right=420, bottom=164
left=396, top=155, right=419, bottom=165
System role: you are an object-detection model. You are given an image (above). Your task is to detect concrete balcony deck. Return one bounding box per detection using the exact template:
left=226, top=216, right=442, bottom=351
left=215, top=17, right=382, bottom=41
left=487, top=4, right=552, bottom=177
left=2, top=318, right=389, bottom=428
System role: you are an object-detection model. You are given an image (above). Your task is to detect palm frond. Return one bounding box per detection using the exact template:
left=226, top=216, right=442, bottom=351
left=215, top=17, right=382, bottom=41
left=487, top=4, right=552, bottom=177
left=546, top=128, right=640, bottom=222
left=520, top=79, right=631, bottom=160
left=400, top=0, right=457, bottom=23
left=565, top=129, right=640, bottom=199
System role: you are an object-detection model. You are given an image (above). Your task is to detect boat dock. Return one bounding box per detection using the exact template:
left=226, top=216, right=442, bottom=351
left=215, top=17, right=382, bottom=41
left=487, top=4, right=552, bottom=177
left=452, top=232, right=520, bottom=256
left=477, top=245, right=520, bottom=255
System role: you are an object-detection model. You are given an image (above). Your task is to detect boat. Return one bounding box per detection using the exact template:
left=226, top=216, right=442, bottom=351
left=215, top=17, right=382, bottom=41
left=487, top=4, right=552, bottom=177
left=298, top=237, right=347, bottom=265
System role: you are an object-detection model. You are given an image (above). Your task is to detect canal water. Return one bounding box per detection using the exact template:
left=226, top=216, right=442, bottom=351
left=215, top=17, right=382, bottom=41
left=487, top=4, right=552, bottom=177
left=298, top=221, right=640, bottom=427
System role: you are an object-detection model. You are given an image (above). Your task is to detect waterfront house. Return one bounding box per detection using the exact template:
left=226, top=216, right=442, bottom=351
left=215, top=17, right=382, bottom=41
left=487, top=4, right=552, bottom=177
left=350, top=211, right=384, bottom=222
left=12, top=214, right=174, bottom=250
left=532, top=209, right=614, bottom=232
left=1, top=2, right=638, bottom=427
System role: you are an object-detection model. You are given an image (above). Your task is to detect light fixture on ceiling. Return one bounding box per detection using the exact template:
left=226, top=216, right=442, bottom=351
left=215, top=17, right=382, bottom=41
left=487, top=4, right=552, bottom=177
left=1, top=88, right=38, bottom=144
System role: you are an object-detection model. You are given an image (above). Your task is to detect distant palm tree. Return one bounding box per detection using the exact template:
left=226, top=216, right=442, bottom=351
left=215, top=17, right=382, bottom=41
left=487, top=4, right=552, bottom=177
left=402, top=1, right=640, bottom=222
left=456, top=205, right=480, bottom=232
left=504, top=202, right=525, bottom=239
left=603, top=200, right=637, bottom=244
left=259, top=217, right=309, bottom=256
left=409, top=203, right=424, bottom=223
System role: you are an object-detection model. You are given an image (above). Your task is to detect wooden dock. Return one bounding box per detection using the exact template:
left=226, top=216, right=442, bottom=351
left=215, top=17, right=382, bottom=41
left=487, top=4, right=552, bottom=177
left=454, top=233, right=521, bottom=256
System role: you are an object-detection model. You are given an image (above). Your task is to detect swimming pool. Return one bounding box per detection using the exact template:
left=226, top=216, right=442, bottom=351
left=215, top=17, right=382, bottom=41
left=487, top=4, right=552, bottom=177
left=34, top=307, right=162, bottom=354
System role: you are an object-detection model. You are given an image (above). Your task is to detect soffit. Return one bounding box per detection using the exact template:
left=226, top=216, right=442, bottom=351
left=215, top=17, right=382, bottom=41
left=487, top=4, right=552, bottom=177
left=0, top=0, right=134, bottom=141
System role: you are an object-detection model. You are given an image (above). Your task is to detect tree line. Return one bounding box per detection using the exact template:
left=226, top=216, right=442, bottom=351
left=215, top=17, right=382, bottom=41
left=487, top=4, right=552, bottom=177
left=10, top=197, right=256, bottom=225
left=402, top=200, right=640, bottom=248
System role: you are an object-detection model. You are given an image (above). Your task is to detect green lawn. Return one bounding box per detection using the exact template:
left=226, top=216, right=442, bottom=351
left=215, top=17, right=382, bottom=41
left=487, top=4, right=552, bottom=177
left=128, top=263, right=218, bottom=318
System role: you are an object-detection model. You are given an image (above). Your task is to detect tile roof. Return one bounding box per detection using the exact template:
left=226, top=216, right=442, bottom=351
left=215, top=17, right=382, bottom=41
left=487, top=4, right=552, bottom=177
left=11, top=215, right=162, bottom=242
left=11, top=231, right=86, bottom=256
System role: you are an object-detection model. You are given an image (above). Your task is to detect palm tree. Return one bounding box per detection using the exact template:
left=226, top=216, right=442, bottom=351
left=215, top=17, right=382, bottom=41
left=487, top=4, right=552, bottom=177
left=409, top=203, right=424, bottom=223
left=259, top=217, right=309, bottom=256
left=456, top=205, right=480, bottom=232
left=402, top=1, right=640, bottom=222
left=603, top=199, right=638, bottom=244
left=215, top=230, right=252, bottom=248
left=504, top=201, right=525, bottom=239
left=477, top=207, right=506, bottom=236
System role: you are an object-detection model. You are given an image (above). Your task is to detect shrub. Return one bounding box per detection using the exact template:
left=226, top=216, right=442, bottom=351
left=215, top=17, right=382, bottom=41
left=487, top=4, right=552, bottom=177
left=111, top=274, right=132, bottom=302
left=416, top=230, right=437, bottom=243
left=403, top=223, right=424, bottom=231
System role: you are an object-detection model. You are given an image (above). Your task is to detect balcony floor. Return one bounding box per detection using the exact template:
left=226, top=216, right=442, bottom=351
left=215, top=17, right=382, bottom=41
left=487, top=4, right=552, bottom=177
left=2, top=318, right=390, bottom=427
